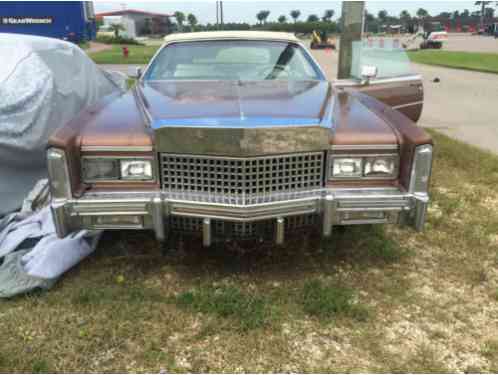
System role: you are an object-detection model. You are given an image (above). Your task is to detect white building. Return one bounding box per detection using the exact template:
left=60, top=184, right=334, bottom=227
left=96, top=9, right=173, bottom=38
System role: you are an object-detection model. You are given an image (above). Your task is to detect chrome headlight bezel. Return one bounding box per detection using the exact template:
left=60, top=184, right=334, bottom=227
left=47, top=148, right=72, bottom=199
left=82, top=156, right=155, bottom=183
left=409, top=144, right=433, bottom=194
left=329, top=153, right=399, bottom=180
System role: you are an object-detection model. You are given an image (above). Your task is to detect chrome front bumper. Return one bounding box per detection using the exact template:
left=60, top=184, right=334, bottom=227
left=50, top=188, right=429, bottom=246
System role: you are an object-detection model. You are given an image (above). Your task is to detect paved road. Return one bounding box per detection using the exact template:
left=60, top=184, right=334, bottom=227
left=99, top=41, right=498, bottom=155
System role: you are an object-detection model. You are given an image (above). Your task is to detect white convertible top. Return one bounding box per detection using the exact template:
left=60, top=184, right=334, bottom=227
left=163, top=30, right=300, bottom=43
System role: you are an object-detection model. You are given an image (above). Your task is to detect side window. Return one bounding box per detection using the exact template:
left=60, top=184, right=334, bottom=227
left=351, top=38, right=413, bottom=79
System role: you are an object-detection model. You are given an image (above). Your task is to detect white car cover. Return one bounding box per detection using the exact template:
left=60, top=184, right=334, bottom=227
left=0, top=33, right=124, bottom=216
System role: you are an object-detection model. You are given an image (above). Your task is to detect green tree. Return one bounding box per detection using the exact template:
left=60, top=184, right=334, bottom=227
left=256, top=10, right=270, bottom=24
left=438, top=12, right=452, bottom=19
left=322, top=9, right=335, bottom=22
left=109, top=23, right=125, bottom=38
left=462, top=9, right=470, bottom=18
left=400, top=10, right=411, bottom=24
left=174, top=11, right=186, bottom=31
left=307, top=14, right=319, bottom=22
left=278, top=15, right=287, bottom=24
left=290, top=10, right=301, bottom=23
left=452, top=10, right=460, bottom=19
left=475, top=1, right=492, bottom=29
left=484, top=7, right=495, bottom=19
left=187, top=13, right=198, bottom=31
left=416, top=8, right=429, bottom=20
left=364, top=11, right=376, bottom=33
left=377, top=10, right=388, bottom=24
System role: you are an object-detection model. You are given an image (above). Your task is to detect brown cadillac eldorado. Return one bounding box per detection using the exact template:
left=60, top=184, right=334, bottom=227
left=47, top=31, right=433, bottom=247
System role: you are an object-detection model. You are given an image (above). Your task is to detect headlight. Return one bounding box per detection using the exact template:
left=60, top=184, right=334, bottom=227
left=83, top=159, right=120, bottom=181
left=120, top=160, right=153, bottom=180
left=82, top=158, right=153, bottom=182
left=330, top=154, right=398, bottom=179
left=364, top=156, right=398, bottom=178
left=332, top=158, right=363, bottom=178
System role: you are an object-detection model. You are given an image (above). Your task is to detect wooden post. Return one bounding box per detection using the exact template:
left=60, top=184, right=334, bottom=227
left=337, top=1, right=365, bottom=79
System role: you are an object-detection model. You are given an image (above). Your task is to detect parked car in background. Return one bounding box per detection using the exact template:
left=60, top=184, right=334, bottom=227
left=47, top=31, right=433, bottom=247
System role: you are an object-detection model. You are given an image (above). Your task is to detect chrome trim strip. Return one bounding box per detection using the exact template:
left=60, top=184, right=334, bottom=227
left=275, top=217, right=285, bottom=245
left=331, top=144, right=399, bottom=151
left=322, top=194, right=335, bottom=236
left=332, top=74, right=422, bottom=88
left=81, top=146, right=153, bottom=152
left=203, top=218, right=212, bottom=247
left=392, top=101, right=424, bottom=110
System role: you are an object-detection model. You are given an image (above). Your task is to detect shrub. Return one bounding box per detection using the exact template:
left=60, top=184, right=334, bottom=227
left=96, top=35, right=143, bottom=45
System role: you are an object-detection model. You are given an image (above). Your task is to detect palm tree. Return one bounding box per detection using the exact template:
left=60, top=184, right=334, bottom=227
left=322, top=9, right=335, bottom=22
left=109, top=23, right=125, bottom=38
left=278, top=15, right=287, bottom=24
left=307, top=14, right=319, bottom=22
left=187, top=13, right=197, bottom=31
left=416, top=8, right=429, bottom=20
left=400, top=10, right=410, bottom=21
left=174, top=11, right=186, bottom=31
left=399, top=10, right=411, bottom=30
left=290, top=10, right=301, bottom=23
left=377, top=10, right=388, bottom=23
left=256, top=10, right=270, bottom=25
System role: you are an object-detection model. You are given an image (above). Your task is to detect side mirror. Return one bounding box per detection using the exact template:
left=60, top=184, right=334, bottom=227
left=360, top=65, right=378, bottom=84
left=127, top=66, right=142, bottom=79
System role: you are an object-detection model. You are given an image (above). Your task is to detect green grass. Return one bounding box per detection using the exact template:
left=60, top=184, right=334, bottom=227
left=300, top=279, right=369, bottom=321
left=173, top=285, right=272, bottom=332
left=408, top=50, right=498, bottom=74
left=1, top=130, right=498, bottom=372
left=89, top=44, right=160, bottom=64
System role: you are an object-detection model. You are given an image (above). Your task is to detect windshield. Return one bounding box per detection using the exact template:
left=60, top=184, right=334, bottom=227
left=144, top=40, right=323, bottom=81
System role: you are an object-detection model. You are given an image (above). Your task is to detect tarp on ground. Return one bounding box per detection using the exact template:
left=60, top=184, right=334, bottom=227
left=0, top=206, right=101, bottom=298
left=0, top=33, right=124, bottom=216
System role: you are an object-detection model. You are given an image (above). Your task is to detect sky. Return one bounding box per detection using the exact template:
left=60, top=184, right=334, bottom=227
left=93, top=1, right=484, bottom=24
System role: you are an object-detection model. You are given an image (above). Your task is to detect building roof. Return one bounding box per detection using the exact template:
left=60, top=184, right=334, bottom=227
left=163, top=31, right=299, bottom=43
left=96, top=9, right=173, bottom=19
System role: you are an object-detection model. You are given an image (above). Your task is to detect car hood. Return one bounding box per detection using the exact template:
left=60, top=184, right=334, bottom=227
left=141, top=80, right=331, bottom=126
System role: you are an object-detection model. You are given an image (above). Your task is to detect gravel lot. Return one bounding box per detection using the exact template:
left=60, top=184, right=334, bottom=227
left=441, top=33, right=498, bottom=53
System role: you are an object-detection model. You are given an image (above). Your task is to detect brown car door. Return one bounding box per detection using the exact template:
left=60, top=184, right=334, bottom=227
left=333, top=74, right=424, bottom=123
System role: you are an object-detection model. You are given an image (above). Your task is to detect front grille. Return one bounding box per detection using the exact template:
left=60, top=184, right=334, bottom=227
left=169, top=214, right=319, bottom=239
left=160, top=152, right=324, bottom=197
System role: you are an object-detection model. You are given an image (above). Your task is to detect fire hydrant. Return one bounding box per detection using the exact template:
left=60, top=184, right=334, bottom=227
left=122, top=46, right=129, bottom=58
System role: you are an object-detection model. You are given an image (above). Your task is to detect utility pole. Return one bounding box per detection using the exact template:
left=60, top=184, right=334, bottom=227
left=220, top=1, right=224, bottom=29
left=216, top=1, right=219, bottom=29
left=337, top=1, right=365, bottom=79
